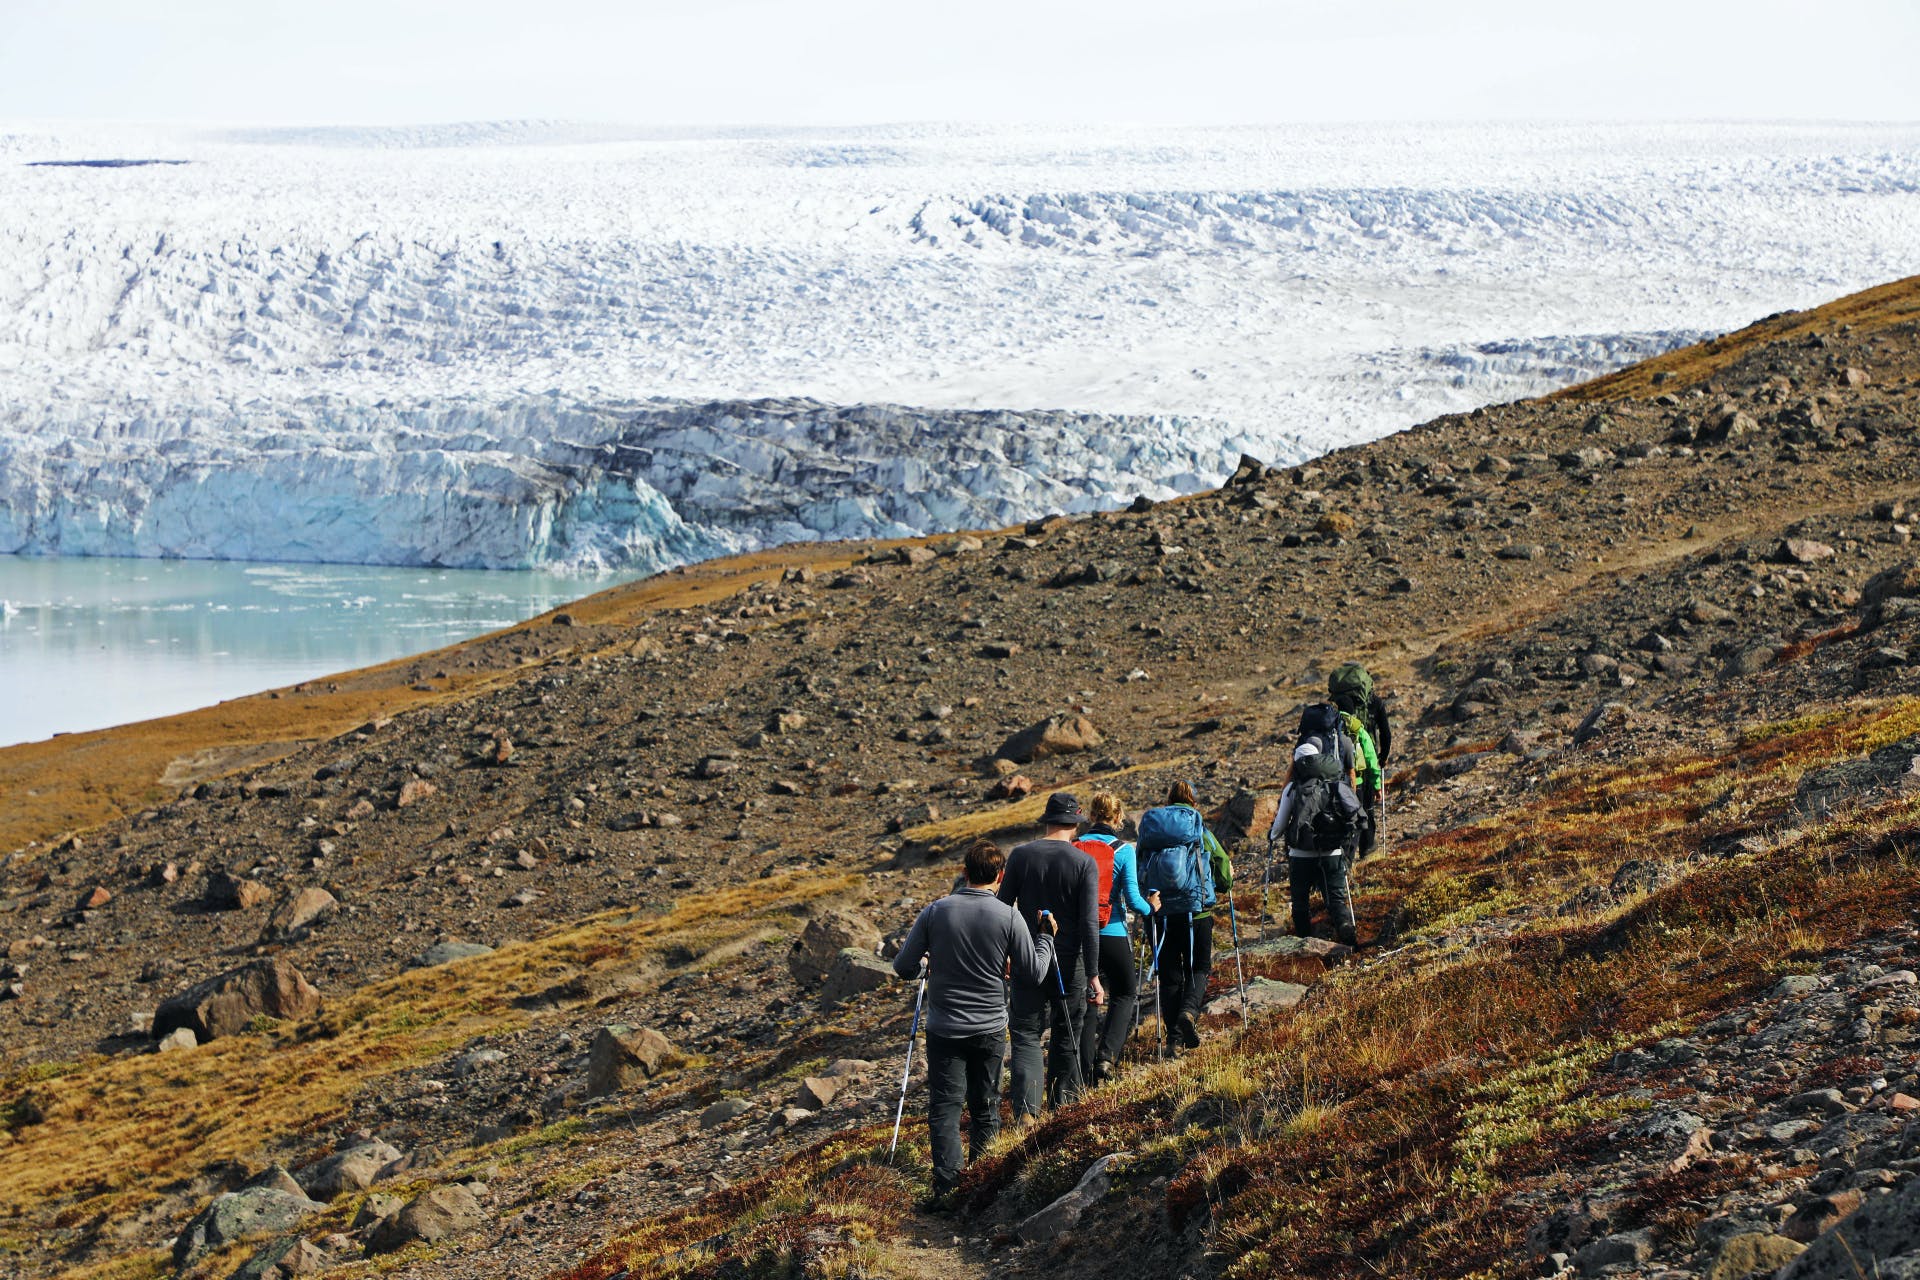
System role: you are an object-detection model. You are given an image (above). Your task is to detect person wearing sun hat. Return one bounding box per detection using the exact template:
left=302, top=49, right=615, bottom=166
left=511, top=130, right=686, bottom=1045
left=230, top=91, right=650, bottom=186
left=997, top=791, right=1107, bottom=1115
left=1266, top=741, right=1364, bottom=946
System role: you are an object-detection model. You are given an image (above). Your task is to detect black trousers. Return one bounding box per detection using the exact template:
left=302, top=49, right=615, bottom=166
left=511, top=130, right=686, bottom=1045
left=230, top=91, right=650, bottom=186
left=1088, top=932, right=1140, bottom=1067
left=925, top=1029, right=1005, bottom=1194
left=1008, top=953, right=1087, bottom=1116
left=1289, top=853, right=1356, bottom=939
left=1153, top=912, right=1214, bottom=1031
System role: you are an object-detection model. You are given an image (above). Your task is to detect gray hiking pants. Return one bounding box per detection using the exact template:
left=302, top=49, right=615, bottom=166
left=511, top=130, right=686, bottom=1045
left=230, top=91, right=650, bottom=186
left=1008, top=953, right=1088, bottom=1117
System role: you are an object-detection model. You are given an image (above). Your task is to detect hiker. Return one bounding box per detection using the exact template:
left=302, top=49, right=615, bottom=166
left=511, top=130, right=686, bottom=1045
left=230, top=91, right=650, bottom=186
left=1267, top=741, right=1365, bottom=947
left=1073, top=790, right=1158, bottom=1083
left=1298, top=696, right=1381, bottom=856
left=892, top=839, right=1057, bottom=1206
left=1139, top=781, right=1231, bottom=1052
left=1328, top=662, right=1391, bottom=855
left=997, top=792, right=1106, bottom=1114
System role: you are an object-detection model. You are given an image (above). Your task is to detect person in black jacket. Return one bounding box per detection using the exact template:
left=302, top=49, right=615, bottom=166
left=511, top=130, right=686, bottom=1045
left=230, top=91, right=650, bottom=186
left=998, top=792, right=1106, bottom=1116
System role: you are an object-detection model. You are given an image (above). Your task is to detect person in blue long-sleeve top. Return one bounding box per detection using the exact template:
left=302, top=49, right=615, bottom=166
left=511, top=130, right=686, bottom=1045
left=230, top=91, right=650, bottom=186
left=1074, top=790, right=1158, bottom=1083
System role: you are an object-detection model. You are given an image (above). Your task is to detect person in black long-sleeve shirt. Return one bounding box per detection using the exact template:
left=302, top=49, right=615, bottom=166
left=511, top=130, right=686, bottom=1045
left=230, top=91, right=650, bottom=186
left=998, top=792, right=1106, bottom=1115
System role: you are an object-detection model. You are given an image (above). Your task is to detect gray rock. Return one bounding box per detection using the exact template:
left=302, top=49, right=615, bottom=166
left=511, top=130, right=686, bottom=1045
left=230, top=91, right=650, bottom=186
left=1573, top=701, right=1633, bottom=747
left=174, top=1187, right=326, bottom=1268
left=1773, top=974, right=1825, bottom=999
left=585, top=1025, right=684, bottom=1096
left=155, top=1026, right=197, bottom=1053
left=699, top=1098, right=754, bottom=1129
left=153, top=956, right=323, bottom=1043
left=366, top=1184, right=486, bottom=1255
left=1703, top=1232, right=1804, bottom=1280
left=820, top=949, right=894, bottom=1003
left=297, top=1140, right=402, bottom=1201
left=1016, top=1153, right=1124, bottom=1242
left=232, top=1236, right=329, bottom=1280
left=995, top=713, right=1103, bottom=763
left=350, top=1193, right=403, bottom=1231
left=1779, top=1176, right=1920, bottom=1279
left=1576, top=1228, right=1653, bottom=1272
left=1205, top=977, right=1307, bottom=1016
left=261, top=887, right=337, bottom=941
left=406, top=940, right=494, bottom=969
left=452, top=1048, right=507, bottom=1076
left=787, top=910, right=880, bottom=985
left=1794, top=736, right=1920, bottom=820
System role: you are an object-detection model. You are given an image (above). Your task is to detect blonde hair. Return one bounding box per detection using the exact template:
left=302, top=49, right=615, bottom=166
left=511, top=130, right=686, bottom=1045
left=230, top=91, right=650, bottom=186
left=1088, top=790, right=1126, bottom=826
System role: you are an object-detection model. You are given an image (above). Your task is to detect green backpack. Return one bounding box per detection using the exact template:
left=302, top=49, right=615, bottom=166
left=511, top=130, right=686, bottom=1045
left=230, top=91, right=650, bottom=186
left=1329, top=662, right=1391, bottom=765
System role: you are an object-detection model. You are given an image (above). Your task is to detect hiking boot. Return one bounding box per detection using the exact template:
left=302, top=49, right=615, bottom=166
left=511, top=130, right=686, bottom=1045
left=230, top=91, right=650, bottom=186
left=919, top=1186, right=958, bottom=1214
left=1174, top=1012, right=1202, bottom=1050
left=1337, top=929, right=1362, bottom=950
left=1090, top=1057, right=1114, bottom=1086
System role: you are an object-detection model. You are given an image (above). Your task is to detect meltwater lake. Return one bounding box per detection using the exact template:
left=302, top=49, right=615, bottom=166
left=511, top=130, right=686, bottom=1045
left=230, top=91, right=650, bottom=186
left=0, top=555, right=627, bottom=749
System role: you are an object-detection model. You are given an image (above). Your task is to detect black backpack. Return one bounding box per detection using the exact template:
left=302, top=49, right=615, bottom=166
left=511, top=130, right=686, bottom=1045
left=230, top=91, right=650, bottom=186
left=1284, top=774, right=1361, bottom=854
left=1328, top=663, right=1392, bottom=765
left=1297, top=703, right=1355, bottom=775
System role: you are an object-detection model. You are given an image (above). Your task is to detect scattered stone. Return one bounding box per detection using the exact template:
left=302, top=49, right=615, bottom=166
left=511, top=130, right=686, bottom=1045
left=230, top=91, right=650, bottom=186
left=798, top=1076, right=842, bottom=1109
left=350, top=1194, right=403, bottom=1231
left=407, top=940, right=495, bottom=970
left=232, top=1236, right=329, bottom=1280
left=262, top=887, right=337, bottom=941
left=995, top=713, right=1102, bottom=763
left=1778, top=1176, right=1920, bottom=1279
left=1017, top=1153, right=1124, bottom=1242
left=1704, top=1233, right=1804, bottom=1280
left=206, top=870, right=272, bottom=911
left=787, top=910, right=880, bottom=985
left=75, top=885, right=111, bottom=911
left=153, top=956, right=322, bottom=1043
left=585, top=1025, right=685, bottom=1096
left=1205, top=977, right=1307, bottom=1015
left=298, top=1140, right=403, bottom=1201
left=366, top=1184, right=487, bottom=1254
left=1576, top=1229, right=1654, bottom=1272
left=1572, top=701, right=1632, bottom=746
left=986, top=774, right=1034, bottom=801
left=820, top=949, right=894, bottom=1004
left=174, top=1186, right=326, bottom=1268
left=395, top=778, right=437, bottom=808
left=699, top=1098, right=754, bottom=1129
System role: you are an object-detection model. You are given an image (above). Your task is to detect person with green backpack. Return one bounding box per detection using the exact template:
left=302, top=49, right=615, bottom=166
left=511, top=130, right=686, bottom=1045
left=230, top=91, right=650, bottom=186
left=1328, top=662, right=1391, bottom=855
left=1138, top=781, right=1232, bottom=1052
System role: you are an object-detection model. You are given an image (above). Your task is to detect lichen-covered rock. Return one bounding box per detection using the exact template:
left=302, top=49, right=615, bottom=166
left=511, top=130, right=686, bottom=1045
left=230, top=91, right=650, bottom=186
left=365, top=1184, right=486, bottom=1255
left=153, top=956, right=322, bottom=1044
left=173, top=1186, right=325, bottom=1268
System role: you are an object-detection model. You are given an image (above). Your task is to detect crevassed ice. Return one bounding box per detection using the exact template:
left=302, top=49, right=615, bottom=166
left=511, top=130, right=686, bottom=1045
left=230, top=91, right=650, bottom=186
left=3, top=121, right=1919, bottom=570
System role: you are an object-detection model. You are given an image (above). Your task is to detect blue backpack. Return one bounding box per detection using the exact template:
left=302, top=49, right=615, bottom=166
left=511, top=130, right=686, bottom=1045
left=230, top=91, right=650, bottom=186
left=1136, top=805, right=1216, bottom=914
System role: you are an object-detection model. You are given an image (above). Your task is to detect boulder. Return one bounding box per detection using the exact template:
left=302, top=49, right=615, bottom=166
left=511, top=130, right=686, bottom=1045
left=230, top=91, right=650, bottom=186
left=297, top=1140, right=402, bottom=1201
left=206, top=870, right=271, bottom=911
left=994, top=714, right=1103, bottom=764
left=232, top=1236, right=329, bottom=1280
left=174, top=1186, right=325, bottom=1268
left=787, top=910, right=880, bottom=985
left=366, top=1184, right=486, bottom=1255
left=585, top=1025, right=684, bottom=1097
left=699, top=1098, right=754, bottom=1129
left=1204, top=977, right=1307, bottom=1016
left=798, top=1076, right=842, bottom=1109
left=1778, top=1175, right=1920, bottom=1279
left=156, top=1026, right=197, bottom=1053
left=406, top=939, right=494, bottom=970
left=1016, top=1153, right=1124, bottom=1242
left=349, top=1193, right=403, bottom=1232
left=262, top=887, right=337, bottom=941
left=1794, top=735, right=1920, bottom=820
left=1572, top=700, right=1633, bottom=747
left=820, top=950, right=894, bottom=1004
left=1777, top=538, right=1836, bottom=565
left=395, top=778, right=437, bottom=808
left=1704, top=1233, right=1803, bottom=1280
left=1217, top=789, right=1283, bottom=848
left=153, top=956, right=322, bottom=1043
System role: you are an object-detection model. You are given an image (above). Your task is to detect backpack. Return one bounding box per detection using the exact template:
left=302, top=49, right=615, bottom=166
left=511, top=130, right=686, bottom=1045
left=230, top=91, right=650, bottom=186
left=1136, top=805, right=1216, bottom=914
left=1284, top=776, right=1361, bottom=854
left=1329, top=662, right=1392, bottom=764
left=1073, top=834, right=1120, bottom=928
left=1297, top=702, right=1355, bottom=775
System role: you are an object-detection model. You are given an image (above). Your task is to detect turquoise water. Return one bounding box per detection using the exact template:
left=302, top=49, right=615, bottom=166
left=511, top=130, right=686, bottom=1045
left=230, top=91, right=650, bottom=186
left=0, top=555, right=630, bottom=748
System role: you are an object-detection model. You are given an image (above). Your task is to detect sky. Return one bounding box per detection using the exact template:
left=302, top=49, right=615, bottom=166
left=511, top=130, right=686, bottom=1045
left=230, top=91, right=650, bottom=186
left=1, top=0, right=1918, bottom=127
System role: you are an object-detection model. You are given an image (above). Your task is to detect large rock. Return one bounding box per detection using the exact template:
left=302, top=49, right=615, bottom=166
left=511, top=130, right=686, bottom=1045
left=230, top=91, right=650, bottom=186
left=232, top=1236, right=329, bottom=1280
left=366, top=1184, right=486, bottom=1255
left=1779, top=1176, right=1920, bottom=1279
left=820, top=950, right=894, bottom=1004
left=296, top=1140, right=402, bottom=1201
left=995, top=713, right=1103, bottom=764
left=1204, top=977, right=1307, bottom=1016
left=585, top=1025, right=684, bottom=1097
left=205, top=870, right=271, bottom=911
left=787, top=910, right=880, bottom=985
left=1794, top=734, right=1920, bottom=821
left=173, top=1186, right=325, bottom=1268
left=261, top=887, right=337, bottom=941
left=1016, top=1154, right=1124, bottom=1242
left=1217, top=789, right=1283, bottom=848
left=406, top=939, right=494, bottom=970
left=153, top=956, right=322, bottom=1044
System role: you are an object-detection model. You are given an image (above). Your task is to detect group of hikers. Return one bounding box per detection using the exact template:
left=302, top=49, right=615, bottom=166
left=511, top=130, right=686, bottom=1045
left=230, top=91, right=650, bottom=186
left=889, top=662, right=1394, bottom=1206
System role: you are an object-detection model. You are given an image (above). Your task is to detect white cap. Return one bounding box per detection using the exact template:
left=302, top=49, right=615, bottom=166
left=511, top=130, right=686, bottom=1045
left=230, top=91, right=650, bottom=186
left=1293, top=742, right=1321, bottom=761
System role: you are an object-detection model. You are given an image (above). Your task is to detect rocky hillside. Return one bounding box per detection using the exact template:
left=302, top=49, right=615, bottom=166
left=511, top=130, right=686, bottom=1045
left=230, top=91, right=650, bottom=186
left=5, top=275, right=1920, bottom=1280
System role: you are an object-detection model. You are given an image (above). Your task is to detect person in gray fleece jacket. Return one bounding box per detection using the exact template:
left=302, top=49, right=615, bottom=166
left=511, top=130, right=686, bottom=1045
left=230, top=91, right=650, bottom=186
left=892, top=838, right=1057, bottom=1203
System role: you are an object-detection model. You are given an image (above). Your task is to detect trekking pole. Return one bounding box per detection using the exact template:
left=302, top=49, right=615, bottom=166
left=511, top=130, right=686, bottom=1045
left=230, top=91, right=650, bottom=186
left=1260, top=836, right=1276, bottom=943
left=1149, top=915, right=1169, bottom=1062
left=888, top=958, right=928, bottom=1163
left=1226, top=890, right=1249, bottom=1024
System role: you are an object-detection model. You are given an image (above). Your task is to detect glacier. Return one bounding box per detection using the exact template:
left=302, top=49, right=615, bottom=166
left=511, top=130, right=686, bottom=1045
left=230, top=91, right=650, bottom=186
left=3, top=120, right=1920, bottom=571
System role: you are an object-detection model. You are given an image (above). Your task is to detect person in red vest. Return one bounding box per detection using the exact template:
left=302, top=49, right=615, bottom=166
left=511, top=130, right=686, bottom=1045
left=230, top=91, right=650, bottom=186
left=1073, top=790, right=1158, bottom=1083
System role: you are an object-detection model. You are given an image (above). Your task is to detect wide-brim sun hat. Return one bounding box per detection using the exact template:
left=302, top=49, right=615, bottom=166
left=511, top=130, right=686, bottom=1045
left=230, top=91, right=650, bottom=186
left=1040, top=792, right=1086, bottom=825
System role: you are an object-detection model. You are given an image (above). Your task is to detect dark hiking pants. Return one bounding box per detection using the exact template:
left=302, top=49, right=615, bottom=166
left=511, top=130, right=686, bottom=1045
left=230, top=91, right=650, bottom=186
left=925, top=1029, right=1005, bottom=1194
left=1009, top=953, right=1088, bottom=1116
left=1089, top=932, right=1139, bottom=1068
left=1289, top=853, right=1356, bottom=939
left=1154, top=912, right=1215, bottom=1034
